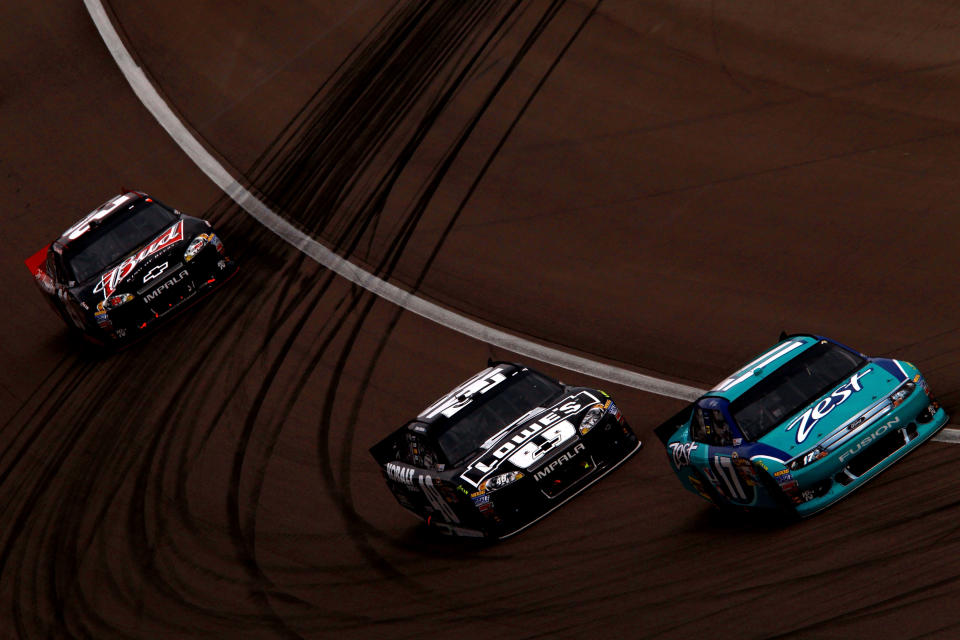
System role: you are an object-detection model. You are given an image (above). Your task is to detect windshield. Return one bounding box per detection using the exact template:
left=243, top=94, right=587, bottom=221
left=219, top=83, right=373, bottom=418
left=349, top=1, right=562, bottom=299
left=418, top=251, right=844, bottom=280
left=63, top=203, right=178, bottom=282
left=437, top=370, right=563, bottom=465
left=731, top=341, right=867, bottom=440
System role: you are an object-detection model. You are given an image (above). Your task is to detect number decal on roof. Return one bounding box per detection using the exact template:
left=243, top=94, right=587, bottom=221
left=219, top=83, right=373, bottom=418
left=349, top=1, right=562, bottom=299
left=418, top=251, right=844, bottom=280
left=62, top=194, right=133, bottom=241
left=419, top=367, right=507, bottom=420
left=712, top=340, right=805, bottom=392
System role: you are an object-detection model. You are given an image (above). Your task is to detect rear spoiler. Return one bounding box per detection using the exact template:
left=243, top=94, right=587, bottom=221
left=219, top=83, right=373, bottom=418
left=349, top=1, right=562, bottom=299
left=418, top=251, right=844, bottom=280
left=653, top=404, right=694, bottom=446
left=370, top=425, right=408, bottom=466
left=25, top=245, right=49, bottom=276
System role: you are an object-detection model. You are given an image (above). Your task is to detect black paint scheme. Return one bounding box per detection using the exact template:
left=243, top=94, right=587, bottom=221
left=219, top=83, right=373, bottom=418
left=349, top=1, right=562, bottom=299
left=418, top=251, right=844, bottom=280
left=26, top=191, right=236, bottom=345
left=370, top=362, right=641, bottom=539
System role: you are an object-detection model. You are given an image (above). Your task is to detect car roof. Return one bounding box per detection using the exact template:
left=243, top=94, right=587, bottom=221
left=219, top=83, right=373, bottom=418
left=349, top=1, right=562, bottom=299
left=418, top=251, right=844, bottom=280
left=705, top=334, right=824, bottom=403
left=406, top=362, right=533, bottom=435
left=52, top=191, right=149, bottom=249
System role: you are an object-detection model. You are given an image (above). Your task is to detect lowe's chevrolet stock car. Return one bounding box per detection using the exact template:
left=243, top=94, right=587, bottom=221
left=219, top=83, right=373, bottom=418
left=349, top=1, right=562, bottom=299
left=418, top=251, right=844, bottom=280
left=371, top=361, right=641, bottom=539
left=25, top=191, right=236, bottom=345
left=656, top=334, right=948, bottom=517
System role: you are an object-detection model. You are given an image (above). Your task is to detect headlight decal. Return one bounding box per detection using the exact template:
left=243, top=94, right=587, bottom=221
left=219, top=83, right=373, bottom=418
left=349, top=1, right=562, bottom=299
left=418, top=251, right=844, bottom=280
left=478, top=470, right=523, bottom=493
left=184, top=233, right=221, bottom=262
left=579, top=404, right=604, bottom=434
left=97, top=293, right=134, bottom=311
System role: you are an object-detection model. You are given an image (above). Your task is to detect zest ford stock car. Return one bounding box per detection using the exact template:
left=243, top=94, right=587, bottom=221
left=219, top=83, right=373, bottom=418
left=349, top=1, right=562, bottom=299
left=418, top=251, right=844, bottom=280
left=25, top=191, right=236, bottom=346
left=371, top=362, right=641, bottom=539
left=656, top=334, right=948, bottom=518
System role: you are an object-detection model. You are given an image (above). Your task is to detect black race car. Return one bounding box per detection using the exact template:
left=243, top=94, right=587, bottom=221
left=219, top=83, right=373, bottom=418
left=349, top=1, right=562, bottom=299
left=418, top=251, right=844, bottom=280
left=371, top=362, right=641, bottom=539
left=25, top=191, right=236, bottom=345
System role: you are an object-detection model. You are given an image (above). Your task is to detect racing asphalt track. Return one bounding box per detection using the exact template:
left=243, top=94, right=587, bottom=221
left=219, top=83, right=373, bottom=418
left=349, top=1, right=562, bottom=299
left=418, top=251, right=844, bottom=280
left=6, top=1, right=960, bottom=638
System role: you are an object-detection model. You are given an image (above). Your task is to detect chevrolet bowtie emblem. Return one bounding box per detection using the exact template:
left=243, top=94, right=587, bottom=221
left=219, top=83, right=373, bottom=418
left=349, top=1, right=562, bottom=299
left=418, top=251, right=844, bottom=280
left=143, top=262, right=169, bottom=283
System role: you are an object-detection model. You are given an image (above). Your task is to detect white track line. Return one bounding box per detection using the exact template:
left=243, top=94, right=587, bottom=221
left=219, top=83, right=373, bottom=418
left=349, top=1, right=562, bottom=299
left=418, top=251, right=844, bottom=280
left=83, top=1, right=960, bottom=443
left=82, top=0, right=701, bottom=402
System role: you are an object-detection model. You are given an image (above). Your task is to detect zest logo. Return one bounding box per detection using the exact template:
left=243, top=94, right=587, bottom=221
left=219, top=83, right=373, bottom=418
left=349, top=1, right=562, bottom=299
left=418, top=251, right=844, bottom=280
left=786, top=369, right=872, bottom=443
left=94, top=221, right=183, bottom=297
left=668, top=441, right=698, bottom=468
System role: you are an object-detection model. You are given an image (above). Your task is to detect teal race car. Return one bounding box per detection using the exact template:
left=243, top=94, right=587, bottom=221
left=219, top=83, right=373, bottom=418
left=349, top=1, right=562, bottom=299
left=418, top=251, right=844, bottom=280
left=655, top=334, right=948, bottom=517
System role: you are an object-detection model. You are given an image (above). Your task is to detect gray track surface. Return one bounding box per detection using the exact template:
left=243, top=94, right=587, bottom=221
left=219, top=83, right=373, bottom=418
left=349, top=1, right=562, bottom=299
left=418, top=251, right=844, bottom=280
left=4, top=1, right=960, bottom=638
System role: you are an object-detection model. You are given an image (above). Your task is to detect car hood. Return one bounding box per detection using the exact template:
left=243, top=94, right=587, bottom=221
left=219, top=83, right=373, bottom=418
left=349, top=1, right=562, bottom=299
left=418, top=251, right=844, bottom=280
left=457, top=388, right=604, bottom=488
left=757, top=362, right=906, bottom=455
left=74, top=219, right=197, bottom=304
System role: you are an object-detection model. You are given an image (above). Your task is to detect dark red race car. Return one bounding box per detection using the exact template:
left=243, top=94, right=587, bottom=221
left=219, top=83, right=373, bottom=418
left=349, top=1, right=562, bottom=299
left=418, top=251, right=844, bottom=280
left=25, top=191, right=237, bottom=345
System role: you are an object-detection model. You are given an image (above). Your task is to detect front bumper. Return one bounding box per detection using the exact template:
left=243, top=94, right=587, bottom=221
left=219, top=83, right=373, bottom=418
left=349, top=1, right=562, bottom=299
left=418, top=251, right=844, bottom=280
left=786, top=391, right=948, bottom=517
left=479, top=419, right=640, bottom=538
left=94, top=248, right=236, bottom=341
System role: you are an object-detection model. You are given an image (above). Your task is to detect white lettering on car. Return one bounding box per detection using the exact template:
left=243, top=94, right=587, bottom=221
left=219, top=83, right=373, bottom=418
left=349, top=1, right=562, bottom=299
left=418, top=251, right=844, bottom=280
left=668, top=441, right=698, bottom=468
left=95, top=221, right=184, bottom=297
left=63, top=194, right=132, bottom=241
left=786, top=369, right=872, bottom=443
left=838, top=416, right=901, bottom=463
left=460, top=391, right=596, bottom=487
left=418, top=367, right=507, bottom=420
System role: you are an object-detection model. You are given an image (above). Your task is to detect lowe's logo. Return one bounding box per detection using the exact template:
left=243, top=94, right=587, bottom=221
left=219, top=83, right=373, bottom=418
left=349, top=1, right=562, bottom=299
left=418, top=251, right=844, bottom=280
left=786, top=369, right=872, bottom=443
left=534, top=443, right=585, bottom=481
left=838, top=417, right=900, bottom=463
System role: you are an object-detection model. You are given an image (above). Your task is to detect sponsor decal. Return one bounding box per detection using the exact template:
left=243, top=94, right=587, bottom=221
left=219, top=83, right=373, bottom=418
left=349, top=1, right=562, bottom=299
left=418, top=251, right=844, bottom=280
left=773, top=468, right=790, bottom=477
left=713, top=340, right=805, bottom=392
left=419, top=367, right=508, bottom=420
left=687, top=474, right=715, bottom=503
left=386, top=462, right=416, bottom=486
left=62, top=193, right=133, bottom=241
left=534, top=443, right=586, bottom=481
left=143, top=262, right=169, bottom=283
left=471, top=494, right=490, bottom=506
left=605, top=400, right=624, bottom=423
left=668, top=441, right=698, bottom=468
left=459, top=391, right=595, bottom=487
left=786, top=369, right=873, bottom=443
left=95, top=221, right=184, bottom=297
left=838, top=416, right=901, bottom=463
left=144, top=270, right=189, bottom=303
left=419, top=474, right=459, bottom=523
left=507, top=421, right=577, bottom=469
left=733, top=456, right=758, bottom=486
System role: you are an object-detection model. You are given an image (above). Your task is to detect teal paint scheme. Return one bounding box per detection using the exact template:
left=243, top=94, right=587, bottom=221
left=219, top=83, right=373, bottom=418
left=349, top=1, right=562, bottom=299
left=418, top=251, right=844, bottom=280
left=656, top=335, right=948, bottom=517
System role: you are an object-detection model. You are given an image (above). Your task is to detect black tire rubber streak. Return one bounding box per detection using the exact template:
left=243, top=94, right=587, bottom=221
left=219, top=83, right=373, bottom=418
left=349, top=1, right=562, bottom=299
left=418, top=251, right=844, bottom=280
left=0, top=1, right=602, bottom=637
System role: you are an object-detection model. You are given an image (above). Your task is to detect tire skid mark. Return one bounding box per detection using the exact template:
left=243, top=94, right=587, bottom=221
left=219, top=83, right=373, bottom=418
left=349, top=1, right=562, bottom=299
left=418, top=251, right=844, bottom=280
left=0, top=249, right=329, bottom=635
left=194, top=0, right=604, bottom=628
left=246, top=0, right=609, bottom=622
left=3, top=0, right=605, bottom=636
